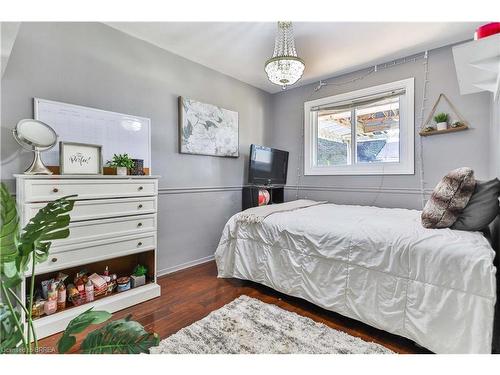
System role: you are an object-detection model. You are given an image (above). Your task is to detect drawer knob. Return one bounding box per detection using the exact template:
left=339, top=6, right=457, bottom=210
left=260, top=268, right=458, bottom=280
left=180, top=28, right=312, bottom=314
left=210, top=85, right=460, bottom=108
left=137, top=222, right=143, bottom=227
left=137, top=242, right=143, bottom=247
left=138, top=204, right=143, bottom=209
left=52, top=188, right=59, bottom=193
left=138, top=186, right=144, bottom=191
left=51, top=257, right=58, bottom=263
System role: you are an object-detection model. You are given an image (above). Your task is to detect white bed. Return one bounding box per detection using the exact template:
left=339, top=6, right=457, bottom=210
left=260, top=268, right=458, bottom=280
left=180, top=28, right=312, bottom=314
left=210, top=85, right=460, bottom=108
left=215, top=202, right=497, bottom=354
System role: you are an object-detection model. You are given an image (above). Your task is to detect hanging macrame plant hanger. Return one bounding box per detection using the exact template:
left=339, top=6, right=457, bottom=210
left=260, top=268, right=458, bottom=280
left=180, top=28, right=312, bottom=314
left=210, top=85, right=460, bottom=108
left=419, top=93, right=469, bottom=136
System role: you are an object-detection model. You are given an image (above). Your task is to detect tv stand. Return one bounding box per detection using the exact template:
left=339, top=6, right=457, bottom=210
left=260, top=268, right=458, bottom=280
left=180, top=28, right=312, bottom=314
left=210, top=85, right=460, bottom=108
left=242, top=185, right=284, bottom=210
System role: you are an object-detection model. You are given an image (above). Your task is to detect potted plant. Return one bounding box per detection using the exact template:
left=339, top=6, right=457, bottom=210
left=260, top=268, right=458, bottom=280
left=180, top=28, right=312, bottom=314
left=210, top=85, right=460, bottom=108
left=107, top=153, right=134, bottom=175
left=0, top=183, right=159, bottom=353
left=131, top=264, right=147, bottom=288
left=434, top=112, right=449, bottom=131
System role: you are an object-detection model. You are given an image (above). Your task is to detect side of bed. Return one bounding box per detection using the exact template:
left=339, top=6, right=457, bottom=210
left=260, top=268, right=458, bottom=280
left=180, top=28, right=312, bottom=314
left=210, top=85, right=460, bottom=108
left=215, top=203, right=497, bottom=354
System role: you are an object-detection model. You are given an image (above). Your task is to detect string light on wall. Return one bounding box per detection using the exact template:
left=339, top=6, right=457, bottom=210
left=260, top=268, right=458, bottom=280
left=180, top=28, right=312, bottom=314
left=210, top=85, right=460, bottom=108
left=312, top=53, right=425, bottom=93
left=265, top=22, right=305, bottom=90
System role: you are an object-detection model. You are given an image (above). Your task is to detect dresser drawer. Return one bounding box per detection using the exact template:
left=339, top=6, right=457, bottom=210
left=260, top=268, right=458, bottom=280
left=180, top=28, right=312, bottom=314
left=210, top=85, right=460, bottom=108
left=31, top=233, right=156, bottom=276
left=23, top=197, right=157, bottom=224
left=51, top=214, right=156, bottom=250
left=20, top=178, right=157, bottom=202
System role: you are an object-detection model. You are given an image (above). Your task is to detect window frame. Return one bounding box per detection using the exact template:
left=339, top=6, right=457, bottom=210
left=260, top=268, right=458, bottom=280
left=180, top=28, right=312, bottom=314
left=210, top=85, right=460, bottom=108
left=304, top=78, right=415, bottom=176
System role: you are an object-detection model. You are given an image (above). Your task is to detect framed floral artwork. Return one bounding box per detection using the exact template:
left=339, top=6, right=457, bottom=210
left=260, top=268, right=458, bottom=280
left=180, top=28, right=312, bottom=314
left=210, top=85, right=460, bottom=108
left=178, top=97, right=239, bottom=157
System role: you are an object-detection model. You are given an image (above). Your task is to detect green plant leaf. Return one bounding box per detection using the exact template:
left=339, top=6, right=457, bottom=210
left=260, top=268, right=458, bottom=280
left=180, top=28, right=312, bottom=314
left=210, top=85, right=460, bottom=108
left=80, top=315, right=159, bottom=354
left=0, top=304, right=25, bottom=354
left=0, top=183, right=22, bottom=288
left=1, top=260, right=17, bottom=278
left=58, top=308, right=112, bottom=353
left=132, top=264, right=147, bottom=277
left=16, top=195, right=75, bottom=278
left=0, top=183, right=19, bottom=265
left=1, top=188, right=76, bottom=353
left=433, top=112, right=448, bottom=123
left=108, top=153, right=134, bottom=168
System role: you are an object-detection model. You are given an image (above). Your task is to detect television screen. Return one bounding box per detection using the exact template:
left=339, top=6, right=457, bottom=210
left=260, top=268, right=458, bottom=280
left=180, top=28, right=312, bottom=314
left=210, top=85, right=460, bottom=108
left=248, top=144, right=289, bottom=185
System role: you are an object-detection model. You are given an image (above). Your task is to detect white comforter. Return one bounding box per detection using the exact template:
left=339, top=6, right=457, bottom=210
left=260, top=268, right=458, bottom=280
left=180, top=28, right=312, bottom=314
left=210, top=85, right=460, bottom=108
left=215, top=202, right=497, bottom=353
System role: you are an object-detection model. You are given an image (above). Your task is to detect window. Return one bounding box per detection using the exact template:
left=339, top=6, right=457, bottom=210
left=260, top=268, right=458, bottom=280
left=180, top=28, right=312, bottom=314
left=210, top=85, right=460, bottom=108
left=304, top=78, right=414, bottom=175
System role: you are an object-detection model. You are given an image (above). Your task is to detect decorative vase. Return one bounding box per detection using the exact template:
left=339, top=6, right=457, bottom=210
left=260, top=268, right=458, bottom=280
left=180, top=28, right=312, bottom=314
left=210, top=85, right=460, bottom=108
left=116, top=166, right=128, bottom=176
left=436, top=122, right=448, bottom=131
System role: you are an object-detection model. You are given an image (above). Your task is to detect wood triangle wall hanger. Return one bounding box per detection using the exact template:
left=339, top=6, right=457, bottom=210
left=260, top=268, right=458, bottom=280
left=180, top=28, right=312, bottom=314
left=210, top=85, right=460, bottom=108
left=419, top=93, right=469, bottom=136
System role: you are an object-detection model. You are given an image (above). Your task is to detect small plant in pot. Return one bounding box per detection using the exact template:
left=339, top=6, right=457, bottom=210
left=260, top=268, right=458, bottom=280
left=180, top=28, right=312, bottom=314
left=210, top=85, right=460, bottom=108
left=434, top=112, right=449, bottom=131
left=107, top=153, right=134, bottom=175
left=131, top=264, right=148, bottom=288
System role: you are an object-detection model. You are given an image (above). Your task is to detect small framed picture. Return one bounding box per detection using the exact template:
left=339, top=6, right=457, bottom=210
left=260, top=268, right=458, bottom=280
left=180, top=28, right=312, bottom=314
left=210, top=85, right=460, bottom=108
left=59, top=142, right=103, bottom=175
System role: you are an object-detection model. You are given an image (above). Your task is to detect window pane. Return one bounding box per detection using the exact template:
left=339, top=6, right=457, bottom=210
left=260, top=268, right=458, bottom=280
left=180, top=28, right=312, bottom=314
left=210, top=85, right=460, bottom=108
left=355, top=97, right=400, bottom=164
left=316, top=110, right=352, bottom=166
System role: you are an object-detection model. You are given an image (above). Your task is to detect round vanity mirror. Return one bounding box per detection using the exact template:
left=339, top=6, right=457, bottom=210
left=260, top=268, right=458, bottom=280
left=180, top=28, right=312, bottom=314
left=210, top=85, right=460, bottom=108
left=13, top=119, right=58, bottom=175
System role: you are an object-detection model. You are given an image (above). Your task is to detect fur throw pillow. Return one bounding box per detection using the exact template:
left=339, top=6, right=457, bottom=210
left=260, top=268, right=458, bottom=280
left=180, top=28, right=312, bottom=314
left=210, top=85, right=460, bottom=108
left=421, top=167, right=476, bottom=229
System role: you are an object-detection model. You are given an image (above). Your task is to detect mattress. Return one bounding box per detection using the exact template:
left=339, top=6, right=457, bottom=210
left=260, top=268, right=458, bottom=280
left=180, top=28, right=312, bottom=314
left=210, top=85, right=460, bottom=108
left=215, top=203, right=497, bottom=353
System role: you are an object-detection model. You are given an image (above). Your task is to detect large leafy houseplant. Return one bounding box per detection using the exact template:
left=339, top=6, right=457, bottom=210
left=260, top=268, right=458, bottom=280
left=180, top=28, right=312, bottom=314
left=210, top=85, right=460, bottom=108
left=0, top=183, right=159, bottom=354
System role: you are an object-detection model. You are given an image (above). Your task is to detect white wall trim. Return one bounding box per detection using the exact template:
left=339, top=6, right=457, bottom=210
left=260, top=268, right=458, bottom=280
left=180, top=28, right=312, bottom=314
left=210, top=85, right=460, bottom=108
left=285, top=184, right=433, bottom=195
left=158, top=186, right=244, bottom=195
left=10, top=183, right=432, bottom=197
left=4, top=182, right=246, bottom=196
left=157, top=254, right=215, bottom=277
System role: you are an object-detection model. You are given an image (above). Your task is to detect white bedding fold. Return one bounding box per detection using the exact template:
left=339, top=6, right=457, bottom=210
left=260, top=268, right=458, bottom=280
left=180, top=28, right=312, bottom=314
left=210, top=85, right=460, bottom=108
left=236, top=199, right=326, bottom=223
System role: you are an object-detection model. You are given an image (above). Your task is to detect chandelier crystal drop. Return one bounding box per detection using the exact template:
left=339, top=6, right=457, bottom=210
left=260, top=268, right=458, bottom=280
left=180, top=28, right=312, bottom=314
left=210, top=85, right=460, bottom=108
left=265, top=21, right=305, bottom=90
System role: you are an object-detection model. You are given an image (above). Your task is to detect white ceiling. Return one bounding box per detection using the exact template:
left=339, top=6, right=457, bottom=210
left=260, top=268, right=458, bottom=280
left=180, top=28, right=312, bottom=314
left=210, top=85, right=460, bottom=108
left=106, top=22, right=481, bottom=93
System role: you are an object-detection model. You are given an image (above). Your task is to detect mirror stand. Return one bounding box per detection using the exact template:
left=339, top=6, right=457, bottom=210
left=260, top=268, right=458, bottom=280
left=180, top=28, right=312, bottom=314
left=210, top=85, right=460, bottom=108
left=24, top=148, right=53, bottom=175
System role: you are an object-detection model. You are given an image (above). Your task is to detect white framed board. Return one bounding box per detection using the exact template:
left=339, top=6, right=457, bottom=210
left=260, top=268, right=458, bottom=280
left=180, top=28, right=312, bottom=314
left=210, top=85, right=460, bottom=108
left=34, top=98, right=151, bottom=171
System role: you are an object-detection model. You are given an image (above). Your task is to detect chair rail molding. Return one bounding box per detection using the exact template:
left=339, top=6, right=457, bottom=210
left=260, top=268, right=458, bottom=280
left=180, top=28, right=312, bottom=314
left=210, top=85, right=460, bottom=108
left=285, top=184, right=434, bottom=195
left=158, top=185, right=245, bottom=195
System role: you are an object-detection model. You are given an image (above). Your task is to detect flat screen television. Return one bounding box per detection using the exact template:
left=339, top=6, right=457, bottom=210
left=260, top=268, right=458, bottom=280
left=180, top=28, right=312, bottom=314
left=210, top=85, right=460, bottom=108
left=248, top=144, right=289, bottom=186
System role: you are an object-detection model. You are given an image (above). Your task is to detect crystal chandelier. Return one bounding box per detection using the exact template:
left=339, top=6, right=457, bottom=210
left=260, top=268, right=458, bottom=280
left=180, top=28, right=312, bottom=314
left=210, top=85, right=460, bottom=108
left=265, top=21, right=305, bottom=90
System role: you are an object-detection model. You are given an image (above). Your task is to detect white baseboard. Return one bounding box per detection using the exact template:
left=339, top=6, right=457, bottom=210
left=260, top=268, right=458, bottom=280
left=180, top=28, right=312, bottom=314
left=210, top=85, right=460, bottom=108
left=157, top=254, right=215, bottom=277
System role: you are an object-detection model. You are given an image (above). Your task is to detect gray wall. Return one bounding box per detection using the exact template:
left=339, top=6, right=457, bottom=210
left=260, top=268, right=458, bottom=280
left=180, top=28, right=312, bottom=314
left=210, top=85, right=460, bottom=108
left=0, top=22, right=273, bottom=274
left=271, top=46, right=493, bottom=209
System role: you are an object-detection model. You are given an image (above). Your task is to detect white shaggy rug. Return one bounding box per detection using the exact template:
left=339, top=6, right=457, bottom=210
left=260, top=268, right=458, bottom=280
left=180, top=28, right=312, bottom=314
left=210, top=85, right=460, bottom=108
left=150, top=295, right=393, bottom=354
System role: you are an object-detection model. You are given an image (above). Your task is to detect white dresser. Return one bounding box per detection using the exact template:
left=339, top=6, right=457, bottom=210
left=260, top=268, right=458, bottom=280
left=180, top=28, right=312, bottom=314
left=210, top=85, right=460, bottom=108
left=15, top=174, right=161, bottom=339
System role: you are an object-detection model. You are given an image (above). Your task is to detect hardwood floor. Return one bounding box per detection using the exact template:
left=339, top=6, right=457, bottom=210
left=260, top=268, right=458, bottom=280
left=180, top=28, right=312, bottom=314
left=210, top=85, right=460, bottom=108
left=39, top=261, right=431, bottom=354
